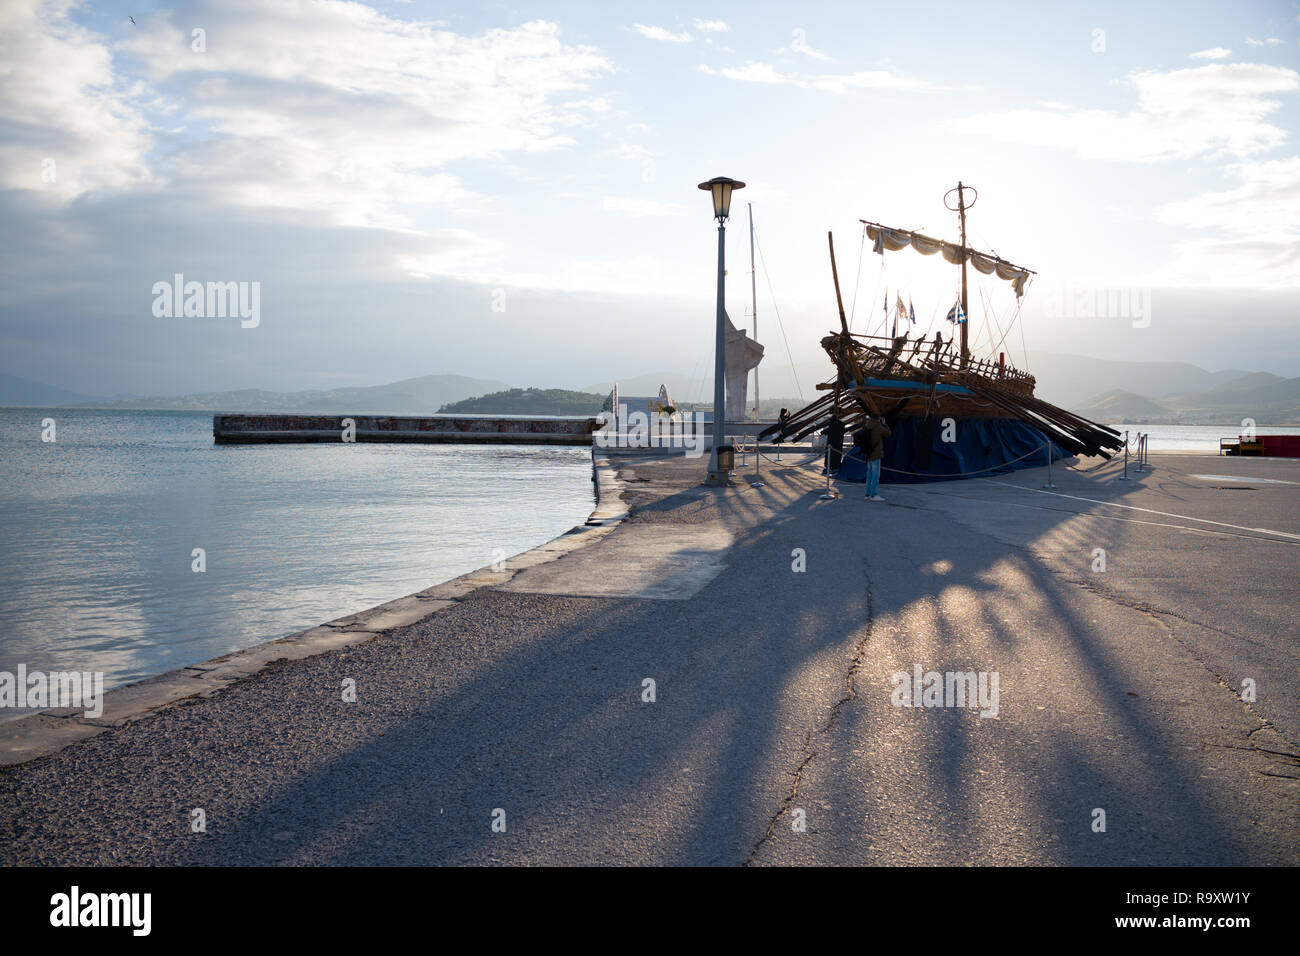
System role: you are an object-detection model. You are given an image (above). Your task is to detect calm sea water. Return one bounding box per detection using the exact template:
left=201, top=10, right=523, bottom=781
left=0, top=408, right=594, bottom=719
left=1104, top=423, right=1298, bottom=452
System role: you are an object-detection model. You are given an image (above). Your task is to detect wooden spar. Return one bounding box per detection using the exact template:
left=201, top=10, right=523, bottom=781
left=757, top=391, right=833, bottom=439
left=858, top=221, right=1035, bottom=278
left=828, top=232, right=849, bottom=336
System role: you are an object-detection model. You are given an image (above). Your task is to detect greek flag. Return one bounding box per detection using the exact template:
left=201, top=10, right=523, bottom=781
left=946, top=301, right=966, bottom=324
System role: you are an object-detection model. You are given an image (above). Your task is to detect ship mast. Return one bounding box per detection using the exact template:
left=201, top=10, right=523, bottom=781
left=861, top=182, right=1031, bottom=366
left=957, top=182, right=969, bottom=367
left=946, top=182, right=977, bottom=366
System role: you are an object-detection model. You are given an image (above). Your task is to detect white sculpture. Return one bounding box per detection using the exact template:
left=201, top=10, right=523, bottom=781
left=724, top=310, right=763, bottom=422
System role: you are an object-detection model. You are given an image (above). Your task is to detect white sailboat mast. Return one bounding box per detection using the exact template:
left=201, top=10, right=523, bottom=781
left=748, top=203, right=759, bottom=422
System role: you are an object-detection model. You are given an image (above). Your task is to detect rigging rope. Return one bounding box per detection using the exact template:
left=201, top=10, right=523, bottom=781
left=848, top=224, right=866, bottom=332
left=752, top=221, right=805, bottom=402
left=988, top=286, right=1026, bottom=362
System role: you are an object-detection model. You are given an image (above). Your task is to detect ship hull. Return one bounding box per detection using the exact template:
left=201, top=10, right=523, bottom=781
left=834, top=414, right=1067, bottom=483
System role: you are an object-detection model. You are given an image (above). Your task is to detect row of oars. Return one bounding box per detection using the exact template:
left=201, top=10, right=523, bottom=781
left=911, top=349, right=1122, bottom=457
left=759, top=331, right=1122, bottom=458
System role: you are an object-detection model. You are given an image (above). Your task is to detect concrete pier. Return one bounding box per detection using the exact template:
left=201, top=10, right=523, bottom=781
left=1, top=451, right=1296, bottom=865
left=213, top=413, right=599, bottom=445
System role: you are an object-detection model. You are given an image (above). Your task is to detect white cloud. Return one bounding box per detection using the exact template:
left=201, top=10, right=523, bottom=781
left=95, top=4, right=613, bottom=229
left=699, top=61, right=942, bottom=92
left=812, top=70, right=944, bottom=93
left=693, top=19, right=729, bottom=33
left=1151, top=158, right=1300, bottom=287
left=1244, top=37, right=1282, bottom=46
left=611, top=143, right=653, bottom=161
left=397, top=229, right=507, bottom=279
left=953, top=63, right=1299, bottom=162
left=792, top=36, right=832, bottom=61
left=1190, top=47, right=1232, bottom=60
left=602, top=196, right=686, bottom=217
left=700, top=61, right=788, bottom=84
left=632, top=24, right=691, bottom=43
left=0, top=0, right=155, bottom=199
left=407, top=241, right=683, bottom=296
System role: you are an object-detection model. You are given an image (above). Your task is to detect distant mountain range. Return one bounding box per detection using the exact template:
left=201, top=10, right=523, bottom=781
left=1074, top=372, right=1300, bottom=424
left=2, top=354, right=1296, bottom=424
left=0, top=373, right=93, bottom=407
left=589, top=352, right=1300, bottom=425
left=0, top=373, right=510, bottom=415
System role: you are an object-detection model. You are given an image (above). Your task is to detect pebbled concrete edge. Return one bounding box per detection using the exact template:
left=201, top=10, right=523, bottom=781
left=0, top=451, right=629, bottom=767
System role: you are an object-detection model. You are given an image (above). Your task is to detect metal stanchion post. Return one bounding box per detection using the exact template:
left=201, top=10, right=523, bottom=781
left=751, top=437, right=764, bottom=487
left=1042, top=441, right=1056, bottom=489
left=1117, top=429, right=1131, bottom=480
left=819, top=440, right=837, bottom=499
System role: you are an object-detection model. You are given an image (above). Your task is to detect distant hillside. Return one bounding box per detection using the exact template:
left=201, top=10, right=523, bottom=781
left=1160, top=373, right=1300, bottom=423
left=585, top=362, right=829, bottom=405
left=1074, top=389, right=1172, bottom=422
left=0, top=372, right=93, bottom=406
left=1075, top=375, right=1300, bottom=424
left=1025, top=352, right=1252, bottom=409
left=439, top=388, right=603, bottom=416
left=77, top=373, right=510, bottom=414
left=594, top=352, right=1298, bottom=424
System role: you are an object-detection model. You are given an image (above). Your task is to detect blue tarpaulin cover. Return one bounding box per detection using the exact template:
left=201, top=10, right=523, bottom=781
left=834, top=416, right=1069, bottom=484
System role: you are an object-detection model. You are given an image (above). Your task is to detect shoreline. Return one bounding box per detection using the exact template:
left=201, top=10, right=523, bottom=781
left=1, top=448, right=1293, bottom=764
left=4, top=447, right=1296, bottom=762
left=0, top=449, right=628, bottom=766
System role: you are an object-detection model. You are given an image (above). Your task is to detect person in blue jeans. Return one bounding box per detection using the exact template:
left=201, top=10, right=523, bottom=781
left=853, top=415, right=891, bottom=500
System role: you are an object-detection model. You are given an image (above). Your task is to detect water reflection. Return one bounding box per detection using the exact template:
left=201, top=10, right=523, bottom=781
left=0, top=409, right=595, bottom=718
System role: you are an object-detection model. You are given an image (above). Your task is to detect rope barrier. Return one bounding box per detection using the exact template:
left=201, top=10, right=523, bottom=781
left=832, top=441, right=1054, bottom=479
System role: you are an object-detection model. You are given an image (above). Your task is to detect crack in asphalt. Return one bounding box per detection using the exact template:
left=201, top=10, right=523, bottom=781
left=1054, top=571, right=1300, bottom=760
left=744, top=566, right=875, bottom=866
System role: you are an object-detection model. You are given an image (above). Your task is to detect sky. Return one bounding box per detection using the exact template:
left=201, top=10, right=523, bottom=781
left=1, top=0, right=1298, bottom=398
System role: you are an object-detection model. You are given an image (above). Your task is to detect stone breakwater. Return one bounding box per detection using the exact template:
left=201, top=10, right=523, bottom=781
left=213, top=413, right=599, bottom=445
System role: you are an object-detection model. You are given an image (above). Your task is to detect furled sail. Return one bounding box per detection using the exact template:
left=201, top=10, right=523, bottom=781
left=862, top=221, right=1033, bottom=297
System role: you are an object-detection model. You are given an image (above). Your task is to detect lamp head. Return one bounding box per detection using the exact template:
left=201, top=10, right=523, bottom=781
left=697, top=176, right=745, bottom=221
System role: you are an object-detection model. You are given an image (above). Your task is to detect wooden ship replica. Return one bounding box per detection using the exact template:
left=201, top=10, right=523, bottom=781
left=759, top=182, right=1123, bottom=481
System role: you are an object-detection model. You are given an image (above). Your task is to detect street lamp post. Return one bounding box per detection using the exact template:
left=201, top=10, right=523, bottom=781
left=698, top=176, right=745, bottom=485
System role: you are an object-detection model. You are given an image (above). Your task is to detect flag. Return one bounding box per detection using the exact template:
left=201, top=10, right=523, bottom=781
left=946, top=301, right=966, bottom=324
left=908, top=299, right=916, bottom=324
left=894, top=293, right=909, bottom=327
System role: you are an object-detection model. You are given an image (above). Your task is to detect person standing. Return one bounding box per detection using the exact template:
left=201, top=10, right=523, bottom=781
left=853, top=414, right=891, bottom=501
left=826, top=417, right=846, bottom=474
